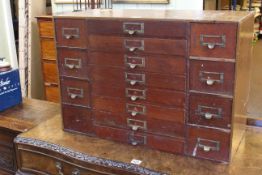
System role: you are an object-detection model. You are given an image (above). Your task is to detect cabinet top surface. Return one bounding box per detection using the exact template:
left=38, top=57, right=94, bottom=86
left=16, top=115, right=262, bottom=175
left=54, top=9, right=254, bottom=22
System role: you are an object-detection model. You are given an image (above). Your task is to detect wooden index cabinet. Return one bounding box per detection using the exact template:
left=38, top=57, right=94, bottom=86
left=53, top=9, right=254, bottom=162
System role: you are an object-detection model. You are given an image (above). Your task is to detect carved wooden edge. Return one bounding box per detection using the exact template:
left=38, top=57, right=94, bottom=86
left=14, top=137, right=167, bottom=175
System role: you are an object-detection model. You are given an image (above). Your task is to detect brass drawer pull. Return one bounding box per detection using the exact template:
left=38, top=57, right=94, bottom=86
left=55, top=162, right=64, bottom=175
left=67, top=87, right=84, bottom=99
left=126, top=88, right=146, bottom=101
left=125, top=55, right=145, bottom=69
left=196, top=105, right=222, bottom=120
left=64, top=58, right=82, bottom=69
left=126, top=103, right=146, bottom=116
left=125, top=72, right=145, bottom=85
left=124, top=39, right=144, bottom=52
left=123, top=22, right=144, bottom=35
left=62, top=27, right=80, bottom=40
left=127, top=118, right=147, bottom=131
left=197, top=138, right=220, bottom=152
left=200, top=34, right=226, bottom=49
left=72, top=168, right=80, bottom=175
left=199, top=71, right=224, bottom=86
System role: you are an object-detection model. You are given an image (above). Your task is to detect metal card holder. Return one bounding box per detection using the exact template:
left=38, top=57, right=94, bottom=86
left=127, top=118, right=147, bottom=131
left=196, top=105, right=222, bottom=120
left=128, top=132, right=147, bottom=146
left=64, top=58, right=82, bottom=69
left=126, top=103, right=146, bottom=116
left=124, top=39, right=144, bottom=52
left=124, top=55, right=145, bottom=69
left=62, top=27, right=80, bottom=39
left=67, top=87, right=84, bottom=99
left=125, top=72, right=146, bottom=85
left=126, top=88, right=146, bottom=101
left=123, top=22, right=144, bottom=35
left=197, top=138, right=220, bottom=152
left=200, top=34, right=226, bottom=49
left=199, top=71, right=224, bottom=85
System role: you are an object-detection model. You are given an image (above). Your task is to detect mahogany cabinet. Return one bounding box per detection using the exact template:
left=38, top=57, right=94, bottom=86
left=53, top=9, right=254, bottom=162
left=36, top=16, right=60, bottom=103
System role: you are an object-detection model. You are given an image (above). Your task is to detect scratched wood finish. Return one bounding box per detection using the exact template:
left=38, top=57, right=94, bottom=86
left=0, top=98, right=60, bottom=174
left=52, top=10, right=254, bottom=163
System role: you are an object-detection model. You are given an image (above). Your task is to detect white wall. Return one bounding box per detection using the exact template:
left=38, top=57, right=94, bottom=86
left=52, top=0, right=203, bottom=13
left=0, top=0, right=18, bottom=68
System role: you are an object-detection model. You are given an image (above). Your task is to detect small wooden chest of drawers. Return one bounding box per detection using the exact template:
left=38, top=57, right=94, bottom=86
left=54, top=9, right=254, bottom=162
left=36, top=16, right=60, bottom=103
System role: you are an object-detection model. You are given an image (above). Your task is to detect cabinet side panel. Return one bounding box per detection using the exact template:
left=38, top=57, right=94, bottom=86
left=231, top=15, right=254, bottom=159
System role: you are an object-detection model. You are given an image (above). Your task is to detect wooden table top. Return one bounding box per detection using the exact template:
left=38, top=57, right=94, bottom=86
left=0, top=98, right=60, bottom=133
left=16, top=114, right=262, bottom=175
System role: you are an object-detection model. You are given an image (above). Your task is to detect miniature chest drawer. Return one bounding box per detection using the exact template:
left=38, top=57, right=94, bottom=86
left=55, top=19, right=87, bottom=48
left=57, top=48, right=89, bottom=79
left=189, top=59, right=235, bottom=95
left=89, top=35, right=187, bottom=56
left=89, top=52, right=186, bottom=75
left=41, top=39, right=56, bottom=60
left=190, top=23, right=237, bottom=59
left=42, top=61, right=58, bottom=83
left=38, top=19, right=54, bottom=37
left=87, top=20, right=187, bottom=38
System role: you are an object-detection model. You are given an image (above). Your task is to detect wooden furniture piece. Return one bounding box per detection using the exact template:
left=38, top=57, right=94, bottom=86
left=0, top=98, right=60, bottom=174
left=53, top=10, right=254, bottom=163
left=36, top=16, right=60, bottom=103
left=15, top=115, right=262, bottom=175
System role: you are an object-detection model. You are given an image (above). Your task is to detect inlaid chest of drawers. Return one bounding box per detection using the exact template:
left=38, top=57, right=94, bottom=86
left=54, top=9, right=254, bottom=163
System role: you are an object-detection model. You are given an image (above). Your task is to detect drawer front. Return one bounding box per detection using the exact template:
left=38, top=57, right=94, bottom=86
left=55, top=19, right=87, bottom=48
left=95, top=125, right=184, bottom=154
left=89, top=52, right=186, bottom=75
left=41, top=39, right=56, bottom=60
left=94, top=111, right=185, bottom=137
left=93, top=97, right=185, bottom=123
left=189, top=60, right=235, bottom=95
left=88, top=20, right=187, bottom=38
left=44, top=85, right=60, bottom=103
left=57, top=48, right=89, bottom=79
left=186, top=126, right=230, bottom=162
left=60, top=77, right=90, bottom=107
left=42, top=61, right=58, bottom=83
left=189, top=93, right=233, bottom=129
left=62, top=104, right=94, bottom=135
left=0, top=146, right=15, bottom=172
left=89, top=36, right=187, bottom=56
left=90, top=66, right=186, bottom=91
left=38, top=20, right=54, bottom=37
left=18, top=148, right=112, bottom=175
left=190, top=23, right=237, bottom=59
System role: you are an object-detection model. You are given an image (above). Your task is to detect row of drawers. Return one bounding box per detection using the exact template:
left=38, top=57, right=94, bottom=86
left=62, top=103, right=230, bottom=162
left=55, top=19, right=237, bottom=59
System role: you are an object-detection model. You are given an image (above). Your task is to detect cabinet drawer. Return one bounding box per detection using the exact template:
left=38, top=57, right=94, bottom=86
left=190, top=23, right=237, bottom=59
left=89, top=52, right=186, bottom=75
left=60, top=77, right=90, bottom=107
left=95, top=125, right=184, bottom=154
left=89, top=36, right=187, bottom=56
left=189, top=60, right=235, bottom=95
left=90, top=66, right=186, bottom=91
left=93, top=97, right=185, bottom=123
left=88, top=20, right=187, bottom=38
left=62, top=104, right=95, bottom=135
left=57, top=48, right=89, bottom=79
left=41, top=39, right=56, bottom=60
left=38, top=20, right=54, bottom=37
left=186, top=125, right=230, bottom=162
left=42, top=61, right=58, bottom=83
left=44, top=85, right=60, bottom=103
left=55, top=19, right=87, bottom=48
left=189, top=93, right=233, bottom=129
